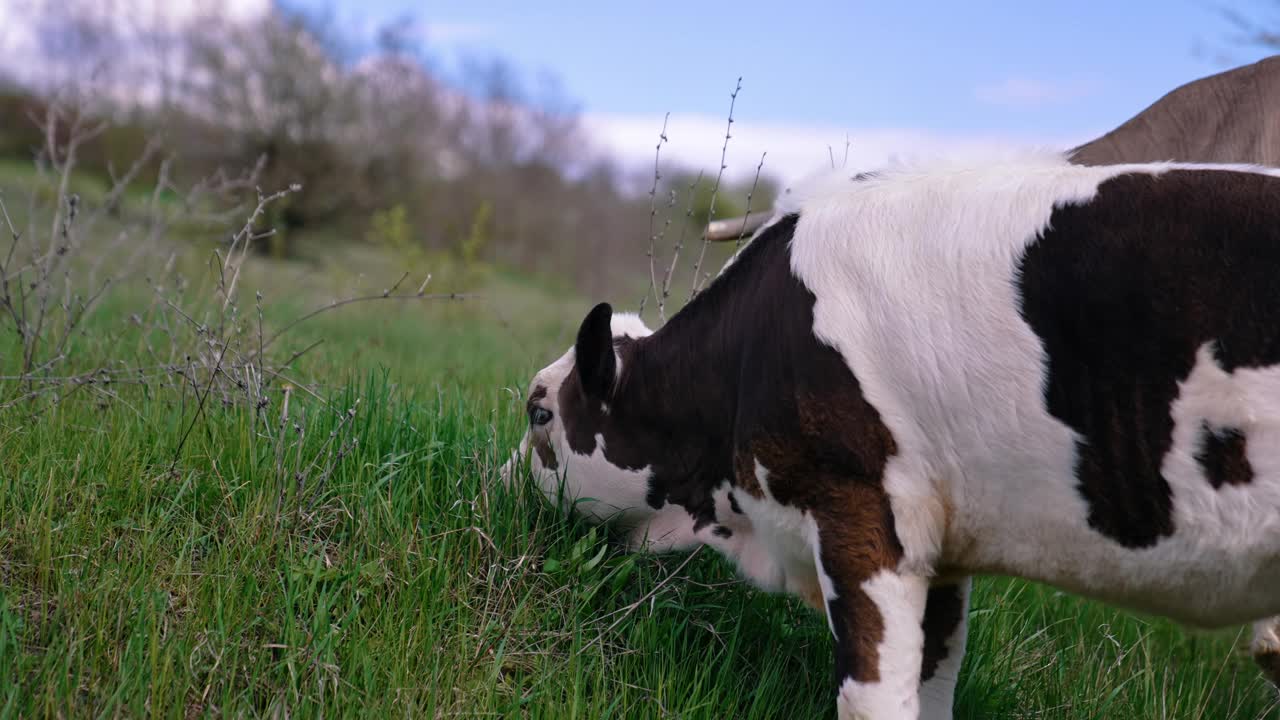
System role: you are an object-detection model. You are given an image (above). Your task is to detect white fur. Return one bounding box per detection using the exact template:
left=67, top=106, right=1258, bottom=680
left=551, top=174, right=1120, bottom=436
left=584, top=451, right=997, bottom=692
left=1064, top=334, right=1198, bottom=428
left=627, top=480, right=758, bottom=553
left=609, top=312, right=653, bottom=340
left=729, top=460, right=824, bottom=602
left=545, top=433, right=656, bottom=526
left=812, top=523, right=840, bottom=636
left=627, top=502, right=700, bottom=551
left=1253, top=616, right=1280, bottom=656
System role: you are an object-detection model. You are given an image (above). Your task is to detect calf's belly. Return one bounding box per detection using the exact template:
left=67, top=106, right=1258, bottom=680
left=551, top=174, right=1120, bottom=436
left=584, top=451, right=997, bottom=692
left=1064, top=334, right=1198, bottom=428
left=956, top=500, right=1280, bottom=628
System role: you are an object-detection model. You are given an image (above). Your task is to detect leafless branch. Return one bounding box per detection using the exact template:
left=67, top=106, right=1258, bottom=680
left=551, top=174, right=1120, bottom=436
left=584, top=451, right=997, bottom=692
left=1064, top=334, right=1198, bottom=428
left=734, top=152, right=768, bottom=251
left=689, top=77, right=741, bottom=301
left=168, top=334, right=233, bottom=473
left=220, top=184, right=303, bottom=312
left=657, top=171, right=703, bottom=322
left=639, top=113, right=670, bottom=318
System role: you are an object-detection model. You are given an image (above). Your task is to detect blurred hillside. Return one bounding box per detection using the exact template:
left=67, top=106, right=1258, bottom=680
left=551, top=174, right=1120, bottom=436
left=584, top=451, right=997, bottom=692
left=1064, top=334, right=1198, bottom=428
left=0, top=0, right=776, bottom=303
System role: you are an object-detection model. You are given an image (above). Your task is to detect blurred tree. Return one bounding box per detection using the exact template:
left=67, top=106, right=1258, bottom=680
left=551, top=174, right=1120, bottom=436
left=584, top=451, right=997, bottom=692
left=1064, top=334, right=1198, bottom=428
left=0, top=0, right=779, bottom=298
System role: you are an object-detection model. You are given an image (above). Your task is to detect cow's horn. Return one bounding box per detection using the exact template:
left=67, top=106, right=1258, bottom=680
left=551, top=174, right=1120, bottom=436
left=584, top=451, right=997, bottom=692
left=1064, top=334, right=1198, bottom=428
left=704, top=212, right=771, bottom=241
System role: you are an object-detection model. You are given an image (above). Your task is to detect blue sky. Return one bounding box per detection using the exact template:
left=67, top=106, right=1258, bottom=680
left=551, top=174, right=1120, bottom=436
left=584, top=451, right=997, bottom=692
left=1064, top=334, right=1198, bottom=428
left=5, top=0, right=1272, bottom=183
left=262, top=2, right=1280, bottom=180
left=294, top=0, right=1273, bottom=129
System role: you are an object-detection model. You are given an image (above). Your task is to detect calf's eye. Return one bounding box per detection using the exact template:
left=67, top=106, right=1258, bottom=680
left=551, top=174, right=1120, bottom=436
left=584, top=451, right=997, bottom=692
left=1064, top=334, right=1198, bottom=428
left=529, top=407, right=553, bottom=426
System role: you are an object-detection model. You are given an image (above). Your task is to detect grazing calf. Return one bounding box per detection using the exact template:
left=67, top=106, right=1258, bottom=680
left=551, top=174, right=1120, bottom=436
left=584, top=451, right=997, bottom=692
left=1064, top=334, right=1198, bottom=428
left=503, top=154, right=1280, bottom=719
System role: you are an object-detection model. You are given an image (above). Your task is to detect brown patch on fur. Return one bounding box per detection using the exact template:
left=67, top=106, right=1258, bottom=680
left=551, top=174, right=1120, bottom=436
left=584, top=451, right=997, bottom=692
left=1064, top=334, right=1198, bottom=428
left=741, top=382, right=902, bottom=685
left=1255, top=651, right=1280, bottom=688
left=531, top=430, right=558, bottom=470
left=800, top=584, right=827, bottom=612
left=920, top=584, right=965, bottom=682
left=814, top=482, right=903, bottom=684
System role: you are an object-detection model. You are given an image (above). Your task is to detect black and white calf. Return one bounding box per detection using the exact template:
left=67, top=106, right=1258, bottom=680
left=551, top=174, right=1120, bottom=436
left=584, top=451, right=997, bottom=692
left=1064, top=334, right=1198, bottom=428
left=503, top=154, right=1280, bottom=719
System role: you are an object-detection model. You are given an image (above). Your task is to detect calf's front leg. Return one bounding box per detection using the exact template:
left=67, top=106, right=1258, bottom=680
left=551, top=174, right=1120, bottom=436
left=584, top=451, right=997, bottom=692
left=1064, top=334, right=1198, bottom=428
left=812, top=503, right=929, bottom=720
left=919, top=578, right=971, bottom=720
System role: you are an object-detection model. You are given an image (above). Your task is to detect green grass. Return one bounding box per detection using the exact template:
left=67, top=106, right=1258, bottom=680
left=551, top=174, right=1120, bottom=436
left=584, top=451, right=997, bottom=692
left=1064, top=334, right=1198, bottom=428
left=2, top=235, right=1278, bottom=719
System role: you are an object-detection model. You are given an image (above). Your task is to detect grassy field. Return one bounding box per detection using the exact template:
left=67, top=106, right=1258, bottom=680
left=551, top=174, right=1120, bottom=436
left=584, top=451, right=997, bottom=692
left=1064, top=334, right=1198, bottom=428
left=2, top=182, right=1279, bottom=719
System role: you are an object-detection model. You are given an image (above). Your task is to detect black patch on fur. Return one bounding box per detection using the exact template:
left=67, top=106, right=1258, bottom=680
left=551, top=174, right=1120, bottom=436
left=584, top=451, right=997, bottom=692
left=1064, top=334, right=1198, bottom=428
left=920, top=584, right=965, bottom=682
left=1016, top=170, right=1280, bottom=548
left=559, top=218, right=807, bottom=530
left=712, top=525, right=733, bottom=538
left=575, top=302, right=617, bottom=400
left=727, top=492, right=744, bottom=515
left=526, top=385, right=558, bottom=469
left=558, top=211, right=899, bottom=547
left=1196, top=423, right=1253, bottom=488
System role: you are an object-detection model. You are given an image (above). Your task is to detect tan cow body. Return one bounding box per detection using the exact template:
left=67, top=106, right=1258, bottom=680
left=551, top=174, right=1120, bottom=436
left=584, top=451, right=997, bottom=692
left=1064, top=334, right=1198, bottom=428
left=1071, top=55, right=1280, bottom=166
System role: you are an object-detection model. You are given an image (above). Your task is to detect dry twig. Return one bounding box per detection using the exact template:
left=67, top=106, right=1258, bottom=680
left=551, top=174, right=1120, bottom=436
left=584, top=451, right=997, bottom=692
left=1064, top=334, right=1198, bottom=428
left=688, top=77, right=742, bottom=300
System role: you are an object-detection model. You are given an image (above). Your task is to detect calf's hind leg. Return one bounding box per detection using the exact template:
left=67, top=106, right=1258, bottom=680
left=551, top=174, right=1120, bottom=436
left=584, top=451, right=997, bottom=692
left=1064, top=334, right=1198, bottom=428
left=1253, top=617, right=1280, bottom=687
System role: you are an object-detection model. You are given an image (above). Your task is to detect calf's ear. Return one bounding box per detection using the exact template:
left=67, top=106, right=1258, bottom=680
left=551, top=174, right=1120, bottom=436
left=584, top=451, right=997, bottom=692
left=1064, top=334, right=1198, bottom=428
left=575, top=302, right=616, bottom=399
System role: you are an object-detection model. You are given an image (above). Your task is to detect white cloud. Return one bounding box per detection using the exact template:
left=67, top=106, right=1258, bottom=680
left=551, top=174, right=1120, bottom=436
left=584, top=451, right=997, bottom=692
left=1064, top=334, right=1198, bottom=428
left=0, top=0, right=269, bottom=89
left=426, top=21, right=497, bottom=44
left=582, top=111, right=1092, bottom=188
left=974, top=77, right=1094, bottom=109
left=351, top=15, right=495, bottom=50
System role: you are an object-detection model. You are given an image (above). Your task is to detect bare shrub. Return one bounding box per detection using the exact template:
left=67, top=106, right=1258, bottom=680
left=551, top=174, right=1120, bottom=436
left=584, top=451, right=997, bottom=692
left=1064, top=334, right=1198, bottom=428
left=638, top=79, right=779, bottom=324
left=0, top=95, right=471, bottom=480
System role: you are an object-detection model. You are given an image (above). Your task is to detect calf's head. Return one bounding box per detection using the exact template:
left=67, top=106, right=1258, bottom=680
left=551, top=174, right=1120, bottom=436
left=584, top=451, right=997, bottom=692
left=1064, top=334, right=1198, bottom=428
left=503, top=302, right=732, bottom=552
